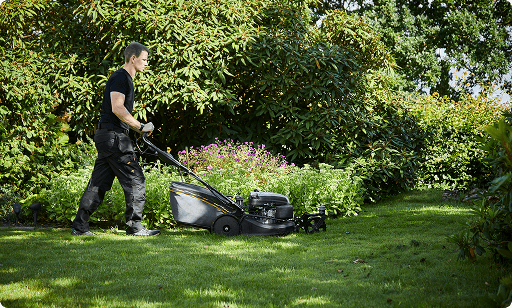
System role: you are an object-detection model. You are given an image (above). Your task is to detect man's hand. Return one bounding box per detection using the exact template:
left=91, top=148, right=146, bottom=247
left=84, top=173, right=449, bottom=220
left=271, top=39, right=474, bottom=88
left=141, top=122, right=154, bottom=135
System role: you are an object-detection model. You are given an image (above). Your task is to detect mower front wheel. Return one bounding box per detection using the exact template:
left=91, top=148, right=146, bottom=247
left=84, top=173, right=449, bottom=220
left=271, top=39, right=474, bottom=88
left=211, top=215, right=241, bottom=236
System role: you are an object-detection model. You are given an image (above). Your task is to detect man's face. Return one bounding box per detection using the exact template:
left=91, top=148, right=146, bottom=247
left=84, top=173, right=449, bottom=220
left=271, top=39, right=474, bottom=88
left=133, top=50, right=149, bottom=73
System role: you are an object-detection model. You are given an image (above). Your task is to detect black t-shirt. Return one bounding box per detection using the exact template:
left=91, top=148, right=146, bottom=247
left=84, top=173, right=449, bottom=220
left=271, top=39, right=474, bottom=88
left=98, top=68, right=134, bottom=131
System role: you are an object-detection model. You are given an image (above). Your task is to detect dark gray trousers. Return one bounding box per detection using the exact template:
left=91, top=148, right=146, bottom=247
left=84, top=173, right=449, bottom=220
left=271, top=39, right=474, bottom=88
left=72, top=129, right=146, bottom=233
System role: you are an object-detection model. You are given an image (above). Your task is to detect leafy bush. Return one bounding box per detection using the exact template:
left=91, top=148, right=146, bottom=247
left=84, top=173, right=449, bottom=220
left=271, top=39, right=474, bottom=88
left=179, top=138, right=363, bottom=216
left=0, top=51, right=83, bottom=196
left=138, top=163, right=181, bottom=229
left=198, top=163, right=363, bottom=217
left=30, top=139, right=364, bottom=228
left=405, top=92, right=506, bottom=190
left=447, top=116, right=512, bottom=308
left=41, top=162, right=181, bottom=229
left=330, top=88, right=427, bottom=202
left=43, top=167, right=103, bottom=225
left=2, top=0, right=419, bottom=205
left=0, top=184, right=22, bottom=223
left=266, top=164, right=363, bottom=217
left=447, top=117, right=512, bottom=259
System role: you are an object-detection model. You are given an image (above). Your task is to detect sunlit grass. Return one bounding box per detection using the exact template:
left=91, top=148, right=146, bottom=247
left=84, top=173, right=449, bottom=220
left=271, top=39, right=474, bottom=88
left=0, top=189, right=508, bottom=307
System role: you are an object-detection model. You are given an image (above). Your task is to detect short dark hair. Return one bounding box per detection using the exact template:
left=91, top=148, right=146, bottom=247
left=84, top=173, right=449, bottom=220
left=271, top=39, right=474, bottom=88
left=124, top=42, right=150, bottom=63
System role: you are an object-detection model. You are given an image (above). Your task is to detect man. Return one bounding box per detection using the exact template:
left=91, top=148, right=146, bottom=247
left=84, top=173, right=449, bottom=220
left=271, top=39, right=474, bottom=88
left=71, top=42, right=160, bottom=236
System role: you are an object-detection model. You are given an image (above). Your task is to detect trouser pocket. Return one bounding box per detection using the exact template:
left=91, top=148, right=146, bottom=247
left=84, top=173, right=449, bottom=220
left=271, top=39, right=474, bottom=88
left=94, top=131, right=116, bottom=153
left=118, top=134, right=134, bottom=153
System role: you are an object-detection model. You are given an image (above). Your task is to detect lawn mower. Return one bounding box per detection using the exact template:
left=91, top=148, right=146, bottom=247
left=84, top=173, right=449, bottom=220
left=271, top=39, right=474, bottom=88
left=141, top=134, right=327, bottom=236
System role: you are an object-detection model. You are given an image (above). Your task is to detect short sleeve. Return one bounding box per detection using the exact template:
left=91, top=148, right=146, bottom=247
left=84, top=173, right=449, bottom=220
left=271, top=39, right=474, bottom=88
left=109, top=73, right=128, bottom=95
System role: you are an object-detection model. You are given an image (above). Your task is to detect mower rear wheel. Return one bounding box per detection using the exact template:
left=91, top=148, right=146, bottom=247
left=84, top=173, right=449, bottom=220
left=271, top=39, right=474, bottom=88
left=212, top=215, right=241, bottom=236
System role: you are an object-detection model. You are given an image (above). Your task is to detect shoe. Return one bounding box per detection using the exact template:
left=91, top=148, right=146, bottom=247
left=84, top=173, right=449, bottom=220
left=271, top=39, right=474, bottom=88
left=126, top=228, right=160, bottom=236
left=71, top=228, right=95, bottom=236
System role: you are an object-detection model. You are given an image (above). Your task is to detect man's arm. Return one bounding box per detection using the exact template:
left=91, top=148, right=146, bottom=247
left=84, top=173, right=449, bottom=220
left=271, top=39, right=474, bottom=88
left=111, top=91, right=153, bottom=133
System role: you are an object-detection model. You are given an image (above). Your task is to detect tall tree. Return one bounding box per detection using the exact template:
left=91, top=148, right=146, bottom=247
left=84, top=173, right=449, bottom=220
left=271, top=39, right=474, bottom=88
left=313, top=0, right=512, bottom=98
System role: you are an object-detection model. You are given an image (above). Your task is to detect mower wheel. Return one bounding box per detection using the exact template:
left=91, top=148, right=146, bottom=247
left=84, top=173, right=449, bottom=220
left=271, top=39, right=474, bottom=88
left=212, top=215, right=241, bottom=236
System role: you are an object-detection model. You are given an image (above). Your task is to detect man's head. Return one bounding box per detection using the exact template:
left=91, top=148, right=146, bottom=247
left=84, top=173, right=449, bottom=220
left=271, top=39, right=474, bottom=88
left=124, top=42, right=150, bottom=64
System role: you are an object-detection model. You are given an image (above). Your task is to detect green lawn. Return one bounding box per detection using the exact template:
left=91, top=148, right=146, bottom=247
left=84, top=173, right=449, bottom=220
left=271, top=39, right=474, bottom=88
left=0, top=189, right=507, bottom=307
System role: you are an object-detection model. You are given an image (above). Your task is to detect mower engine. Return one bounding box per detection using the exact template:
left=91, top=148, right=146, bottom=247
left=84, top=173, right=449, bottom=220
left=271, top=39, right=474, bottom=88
left=247, top=190, right=327, bottom=234
left=248, top=191, right=294, bottom=223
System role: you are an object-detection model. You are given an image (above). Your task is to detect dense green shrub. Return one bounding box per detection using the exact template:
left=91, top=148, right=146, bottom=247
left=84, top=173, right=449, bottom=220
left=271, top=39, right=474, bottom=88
left=180, top=138, right=363, bottom=216
left=31, top=139, right=363, bottom=228
left=0, top=51, right=80, bottom=196
left=198, top=163, right=363, bottom=217
left=1, top=0, right=399, bottom=199
left=405, top=92, right=506, bottom=190
left=0, top=184, right=21, bottom=222
left=1, top=0, right=430, bottom=206
left=0, top=1, right=101, bottom=199
left=448, top=117, right=512, bottom=261
left=266, top=164, right=363, bottom=217
left=41, top=163, right=180, bottom=229
left=330, top=88, right=427, bottom=202
left=447, top=116, right=512, bottom=307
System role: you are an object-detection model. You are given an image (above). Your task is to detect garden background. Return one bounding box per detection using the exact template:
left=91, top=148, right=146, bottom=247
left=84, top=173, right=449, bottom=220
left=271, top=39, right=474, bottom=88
left=1, top=0, right=512, bottom=306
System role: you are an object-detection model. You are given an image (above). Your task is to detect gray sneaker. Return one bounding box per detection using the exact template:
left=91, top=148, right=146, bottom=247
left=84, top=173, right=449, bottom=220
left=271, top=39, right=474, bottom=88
left=126, top=228, right=160, bottom=236
left=71, top=228, right=95, bottom=236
